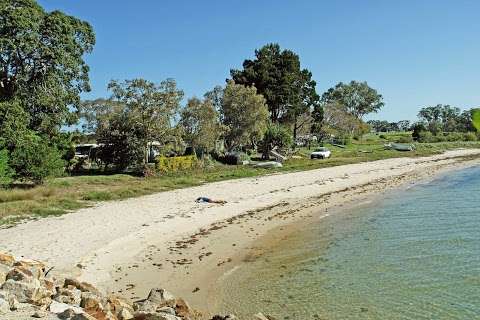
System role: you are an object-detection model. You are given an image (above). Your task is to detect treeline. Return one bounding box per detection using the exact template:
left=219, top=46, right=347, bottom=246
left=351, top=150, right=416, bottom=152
left=368, top=105, right=480, bottom=143
left=1, top=0, right=479, bottom=186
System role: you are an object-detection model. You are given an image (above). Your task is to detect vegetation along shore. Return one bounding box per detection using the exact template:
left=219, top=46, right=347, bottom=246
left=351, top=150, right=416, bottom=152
left=1, top=0, right=480, bottom=319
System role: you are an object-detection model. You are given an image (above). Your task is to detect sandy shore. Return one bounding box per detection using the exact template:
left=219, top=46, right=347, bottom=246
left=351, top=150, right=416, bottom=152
left=1, top=149, right=480, bottom=318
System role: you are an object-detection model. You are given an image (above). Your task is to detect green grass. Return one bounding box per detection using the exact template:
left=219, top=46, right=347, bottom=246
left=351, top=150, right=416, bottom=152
left=1, top=138, right=480, bottom=226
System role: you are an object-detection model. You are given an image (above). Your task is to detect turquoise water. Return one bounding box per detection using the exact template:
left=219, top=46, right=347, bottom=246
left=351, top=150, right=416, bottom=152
left=217, top=166, right=480, bottom=319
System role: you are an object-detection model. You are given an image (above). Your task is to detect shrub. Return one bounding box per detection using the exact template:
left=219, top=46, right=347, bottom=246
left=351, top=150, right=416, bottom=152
left=0, top=149, right=13, bottom=187
left=156, top=155, right=198, bottom=173
left=463, top=132, right=478, bottom=141
left=444, top=132, right=463, bottom=142
left=9, top=134, right=65, bottom=184
left=396, top=136, right=413, bottom=143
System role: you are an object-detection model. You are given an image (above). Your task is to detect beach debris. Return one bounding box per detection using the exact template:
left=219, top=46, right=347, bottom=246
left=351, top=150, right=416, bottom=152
left=195, top=197, right=227, bottom=204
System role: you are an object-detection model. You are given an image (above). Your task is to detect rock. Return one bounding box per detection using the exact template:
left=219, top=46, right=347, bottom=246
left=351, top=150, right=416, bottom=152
left=32, top=309, right=48, bottom=318
left=133, top=311, right=181, bottom=320
left=49, top=301, right=84, bottom=315
left=117, top=306, right=135, bottom=320
left=13, top=259, right=46, bottom=278
left=80, top=292, right=107, bottom=319
left=145, top=288, right=175, bottom=306
left=157, top=306, right=175, bottom=315
left=0, top=264, right=10, bottom=285
left=6, top=266, right=35, bottom=282
left=64, top=278, right=102, bottom=296
left=108, top=296, right=134, bottom=320
left=173, top=298, right=191, bottom=318
left=54, top=287, right=82, bottom=305
left=0, top=253, right=15, bottom=267
left=0, top=297, right=10, bottom=314
left=1, top=278, right=52, bottom=305
left=133, top=300, right=159, bottom=313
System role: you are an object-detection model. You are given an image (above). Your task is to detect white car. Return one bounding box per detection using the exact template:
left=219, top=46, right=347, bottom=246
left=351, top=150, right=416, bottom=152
left=310, top=147, right=331, bottom=159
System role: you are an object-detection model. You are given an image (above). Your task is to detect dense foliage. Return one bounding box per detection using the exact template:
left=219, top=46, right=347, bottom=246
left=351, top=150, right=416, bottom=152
left=0, top=0, right=95, bottom=183
left=230, top=43, right=321, bottom=139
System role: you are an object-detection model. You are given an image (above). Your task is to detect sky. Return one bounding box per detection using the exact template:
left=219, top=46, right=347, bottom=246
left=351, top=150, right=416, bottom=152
left=39, top=0, right=480, bottom=122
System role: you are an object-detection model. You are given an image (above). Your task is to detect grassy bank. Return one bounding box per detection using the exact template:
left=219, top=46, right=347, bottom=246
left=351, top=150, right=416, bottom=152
left=1, top=140, right=480, bottom=226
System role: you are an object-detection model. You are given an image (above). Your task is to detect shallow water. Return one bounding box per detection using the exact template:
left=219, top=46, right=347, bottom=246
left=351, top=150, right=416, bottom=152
left=216, top=166, right=480, bottom=319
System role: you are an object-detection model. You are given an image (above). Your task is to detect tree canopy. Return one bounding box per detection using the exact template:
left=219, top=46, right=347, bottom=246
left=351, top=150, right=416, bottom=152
left=230, top=43, right=320, bottom=129
left=0, top=0, right=95, bottom=135
left=179, top=97, right=223, bottom=153
left=321, top=81, right=384, bottom=119
left=220, top=81, right=269, bottom=151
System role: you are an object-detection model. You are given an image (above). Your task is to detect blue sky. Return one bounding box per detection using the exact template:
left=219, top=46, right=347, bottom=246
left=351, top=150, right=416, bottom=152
left=39, top=0, right=480, bottom=122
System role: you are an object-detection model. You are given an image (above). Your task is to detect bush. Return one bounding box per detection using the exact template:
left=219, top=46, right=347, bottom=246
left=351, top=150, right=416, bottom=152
left=156, top=155, right=198, bottom=173
left=396, top=136, right=413, bottom=143
left=9, top=134, right=65, bottom=184
left=0, top=149, right=13, bottom=187
left=463, top=132, right=478, bottom=141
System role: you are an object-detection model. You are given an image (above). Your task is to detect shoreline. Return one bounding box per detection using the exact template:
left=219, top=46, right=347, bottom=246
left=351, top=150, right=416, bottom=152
left=1, top=150, right=480, bottom=319
left=158, top=155, right=480, bottom=317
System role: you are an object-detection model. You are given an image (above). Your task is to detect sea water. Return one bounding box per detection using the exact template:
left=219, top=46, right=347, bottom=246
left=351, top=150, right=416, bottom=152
left=216, top=166, right=480, bottom=319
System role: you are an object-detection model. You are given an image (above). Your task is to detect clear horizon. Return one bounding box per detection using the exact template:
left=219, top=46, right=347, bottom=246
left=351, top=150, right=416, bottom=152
left=39, top=0, right=480, bottom=122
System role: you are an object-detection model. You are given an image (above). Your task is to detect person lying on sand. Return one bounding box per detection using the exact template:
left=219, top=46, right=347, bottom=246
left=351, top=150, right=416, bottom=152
left=195, top=197, right=227, bottom=204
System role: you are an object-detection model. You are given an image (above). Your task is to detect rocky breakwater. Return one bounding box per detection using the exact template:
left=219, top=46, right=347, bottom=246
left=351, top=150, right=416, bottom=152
left=0, top=252, right=241, bottom=320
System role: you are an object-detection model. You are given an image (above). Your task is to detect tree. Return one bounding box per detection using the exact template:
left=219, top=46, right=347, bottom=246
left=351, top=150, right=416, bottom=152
left=9, top=133, right=65, bottom=183
left=108, top=78, right=184, bottom=166
left=320, top=102, right=368, bottom=139
left=179, top=97, right=222, bottom=154
left=260, top=123, right=292, bottom=159
left=220, top=81, right=269, bottom=151
left=396, top=120, right=411, bottom=132
left=0, top=0, right=95, bottom=135
left=80, top=99, right=144, bottom=171
left=418, top=104, right=461, bottom=134
left=230, top=43, right=320, bottom=132
left=321, top=81, right=384, bottom=119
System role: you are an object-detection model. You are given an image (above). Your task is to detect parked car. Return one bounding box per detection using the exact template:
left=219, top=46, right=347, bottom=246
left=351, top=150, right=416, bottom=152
left=310, top=147, right=331, bottom=159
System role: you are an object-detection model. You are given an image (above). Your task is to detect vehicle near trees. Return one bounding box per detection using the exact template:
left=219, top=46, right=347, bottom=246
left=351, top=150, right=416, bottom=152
left=310, top=147, right=331, bottom=159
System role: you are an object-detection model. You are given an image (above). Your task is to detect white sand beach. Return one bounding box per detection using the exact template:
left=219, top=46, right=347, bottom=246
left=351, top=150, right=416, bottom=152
left=1, top=149, right=479, bottom=317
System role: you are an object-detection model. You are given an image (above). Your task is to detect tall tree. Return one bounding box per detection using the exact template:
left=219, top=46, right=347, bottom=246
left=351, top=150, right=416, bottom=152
left=179, top=97, right=223, bottom=154
left=230, top=43, right=320, bottom=132
left=321, top=81, right=384, bottom=119
left=107, top=78, right=183, bottom=166
left=0, top=0, right=95, bottom=135
left=418, top=104, right=461, bottom=134
left=220, top=81, right=269, bottom=151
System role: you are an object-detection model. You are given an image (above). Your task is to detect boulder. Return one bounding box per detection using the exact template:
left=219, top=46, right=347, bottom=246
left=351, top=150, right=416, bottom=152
left=157, top=306, right=175, bottom=315
left=0, top=264, right=10, bottom=285
left=145, top=288, right=175, bottom=306
left=32, top=309, right=48, bottom=318
left=107, top=296, right=134, bottom=320
left=1, top=278, right=52, bottom=305
left=6, top=266, right=35, bottom=282
left=0, top=297, right=9, bottom=314
left=173, top=298, right=191, bottom=318
left=13, top=259, right=46, bottom=278
left=133, top=311, right=181, bottom=320
left=0, top=253, right=15, bottom=267
left=54, top=287, right=82, bottom=305
left=64, top=278, right=102, bottom=296
left=50, top=301, right=83, bottom=314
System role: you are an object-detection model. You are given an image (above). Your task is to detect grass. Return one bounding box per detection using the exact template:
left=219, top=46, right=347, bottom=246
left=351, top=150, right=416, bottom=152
left=1, top=137, right=480, bottom=226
